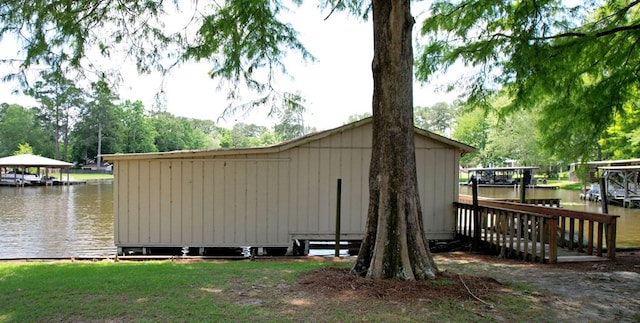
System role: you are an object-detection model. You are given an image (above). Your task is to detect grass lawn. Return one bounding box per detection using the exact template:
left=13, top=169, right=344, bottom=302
left=0, top=259, right=546, bottom=322
left=64, top=173, right=114, bottom=180
left=545, top=179, right=583, bottom=191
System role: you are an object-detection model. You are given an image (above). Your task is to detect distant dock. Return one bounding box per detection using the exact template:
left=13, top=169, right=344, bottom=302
left=0, top=179, right=87, bottom=187
left=460, top=182, right=559, bottom=189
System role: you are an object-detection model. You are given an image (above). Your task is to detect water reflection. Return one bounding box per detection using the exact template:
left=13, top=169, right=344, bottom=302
left=0, top=180, right=115, bottom=259
left=459, top=185, right=640, bottom=248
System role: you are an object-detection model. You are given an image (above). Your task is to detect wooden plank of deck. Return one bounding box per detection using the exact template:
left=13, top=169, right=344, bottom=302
left=557, top=255, right=610, bottom=263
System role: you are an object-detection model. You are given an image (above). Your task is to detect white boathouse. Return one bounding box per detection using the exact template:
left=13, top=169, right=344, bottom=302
left=105, top=118, right=474, bottom=256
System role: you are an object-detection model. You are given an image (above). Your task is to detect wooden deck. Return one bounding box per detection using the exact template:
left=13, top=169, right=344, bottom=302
left=455, top=197, right=618, bottom=263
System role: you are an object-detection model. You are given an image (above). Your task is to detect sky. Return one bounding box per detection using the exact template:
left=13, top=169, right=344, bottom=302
left=0, top=2, right=461, bottom=131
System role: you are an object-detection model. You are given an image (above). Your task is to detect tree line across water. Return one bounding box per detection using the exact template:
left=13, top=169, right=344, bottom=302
left=0, top=99, right=309, bottom=167
left=3, top=92, right=637, bottom=171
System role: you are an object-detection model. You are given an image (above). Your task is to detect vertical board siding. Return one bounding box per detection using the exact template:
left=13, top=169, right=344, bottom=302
left=349, top=127, right=365, bottom=232
left=202, top=160, right=215, bottom=244
left=296, top=148, right=309, bottom=232
left=127, top=161, right=139, bottom=243
left=113, top=122, right=463, bottom=248
left=422, top=148, right=438, bottom=235
left=278, top=152, right=291, bottom=243
left=259, top=161, right=273, bottom=243
left=170, top=161, right=183, bottom=243
left=235, top=161, right=247, bottom=244
left=223, top=161, right=235, bottom=243
left=116, top=160, right=128, bottom=244
left=191, top=160, right=204, bottom=244
left=307, top=147, right=320, bottom=233
left=149, top=161, right=161, bottom=243
left=317, top=145, right=331, bottom=233
left=267, top=159, right=280, bottom=242
left=213, top=161, right=226, bottom=244
left=328, top=134, right=343, bottom=233
left=245, top=160, right=258, bottom=244
left=445, top=151, right=458, bottom=234
left=290, top=149, right=300, bottom=232
left=434, top=151, right=446, bottom=234
left=180, top=161, right=193, bottom=244
left=138, top=160, right=150, bottom=243
left=159, top=161, right=172, bottom=243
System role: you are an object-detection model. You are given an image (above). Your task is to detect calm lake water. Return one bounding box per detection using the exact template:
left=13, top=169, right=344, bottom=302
left=0, top=181, right=638, bottom=259
left=0, top=180, right=115, bottom=259
left=459, top=185, right=640, bottom=248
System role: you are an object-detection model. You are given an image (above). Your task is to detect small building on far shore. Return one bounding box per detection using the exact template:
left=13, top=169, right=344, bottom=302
left=104, top=118, right=475, bottom=256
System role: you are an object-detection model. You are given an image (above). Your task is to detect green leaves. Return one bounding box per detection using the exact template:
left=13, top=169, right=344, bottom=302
left=2, top=0, right=316, bottom=122
left=418, top=0, right=640, bottom=162
left=184, top=0, right=313, bottom=98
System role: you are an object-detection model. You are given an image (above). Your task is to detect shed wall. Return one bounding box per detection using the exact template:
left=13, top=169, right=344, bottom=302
left=113, top=123, right=460, bottom=248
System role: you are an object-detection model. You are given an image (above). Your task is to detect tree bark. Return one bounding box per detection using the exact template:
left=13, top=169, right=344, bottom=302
left=351, top=0, right=438, bottom=280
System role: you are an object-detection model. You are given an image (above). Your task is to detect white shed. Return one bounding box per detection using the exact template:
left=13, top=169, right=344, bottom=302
left=105, top=118, right=474, bottom=256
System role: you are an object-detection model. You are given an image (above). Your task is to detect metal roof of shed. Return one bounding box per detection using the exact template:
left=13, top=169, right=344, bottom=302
left=599, top=165, right=640, bottom=171
left=104, top=117, right=476, bottom=161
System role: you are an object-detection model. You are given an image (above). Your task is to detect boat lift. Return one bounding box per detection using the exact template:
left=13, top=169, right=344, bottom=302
left=599, top=165, right=640, bottom=208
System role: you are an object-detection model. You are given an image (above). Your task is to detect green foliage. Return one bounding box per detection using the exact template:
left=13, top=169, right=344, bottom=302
left=272, top=92, right=313, bottom=141
left=418, top=0, right=640, bottom=162
left=452, top=93, right=550, bottom=168
left=219, top=123, right=277, bottom=148
left=120, top=100, right=158, bottom=153
left=184, top=0, right=313, bottom=98
left=0, top=0, right=176, bottom=76
left=0, top=103, right=48, bottom=157
left=150, top=112, right=210, bottom=152
left=2, top=1, right=318, bottom=128
left=574, top=162, right=592, bottom=184
left=345, top=112, right=372, bottom=124
left=14, top=143, right=34, bottom=155
left=414, top=101, right=458, bottom=135
left=452, top=106, right=491, bottom=167
left=599, top=98, right=640, bottom=159
left=26, top=70, right=85, bottom=161
left=70, top=78, right=124, bottom=165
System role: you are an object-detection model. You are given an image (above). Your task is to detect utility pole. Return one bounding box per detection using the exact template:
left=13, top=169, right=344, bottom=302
left=97, top=122, right=103, bottom=169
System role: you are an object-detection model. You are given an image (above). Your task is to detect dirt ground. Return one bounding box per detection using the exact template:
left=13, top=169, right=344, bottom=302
left=296, top=251, right=640, bottom=322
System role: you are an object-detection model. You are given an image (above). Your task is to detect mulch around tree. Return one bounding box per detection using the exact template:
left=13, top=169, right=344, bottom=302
left=297, top=264, right=503, bottom=304
left=296, top=251, right=640, bottom=305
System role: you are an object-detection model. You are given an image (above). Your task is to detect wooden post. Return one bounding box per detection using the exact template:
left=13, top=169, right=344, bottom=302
left=599, top=177, right=609, bottom=214
left=472, top=177, right=480, bottom=251
left=335, top=178, right=342, bottom=257
left=599, top=177, right=611, bottom=257
left=608, top=217, right=617, bottom=259
left=520, top=170, right=528, bottom=203
left=547, top=218, right=558, bottom=264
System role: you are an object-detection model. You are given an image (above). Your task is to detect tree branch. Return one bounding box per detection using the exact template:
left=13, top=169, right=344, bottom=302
left=545, top=23, right=640, bottom=40
left=324, top=0, right=343, bottom=21
left=490, top=23, right=640, bottom=42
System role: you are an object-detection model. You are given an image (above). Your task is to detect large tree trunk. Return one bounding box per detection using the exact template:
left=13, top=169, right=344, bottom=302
left=351, top=0, right=438, bottom=280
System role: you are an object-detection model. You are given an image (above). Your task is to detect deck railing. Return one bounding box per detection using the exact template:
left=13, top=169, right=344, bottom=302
left=455, top=199, right=618, bottom=263
left=455, top=201, right=558, bottom=263
left=458, top=194, right=561, bottom=208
